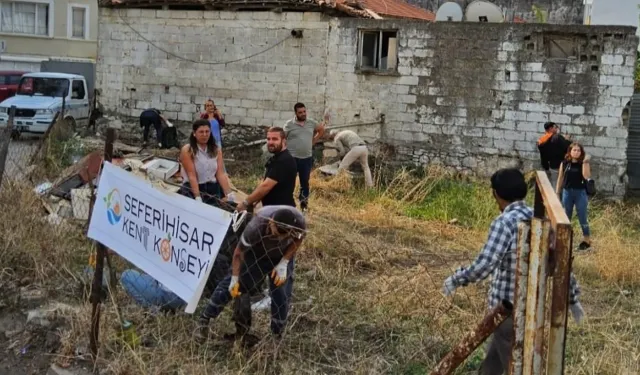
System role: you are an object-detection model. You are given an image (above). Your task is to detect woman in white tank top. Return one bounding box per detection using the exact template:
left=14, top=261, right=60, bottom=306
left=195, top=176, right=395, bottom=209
left=179, top=119, right=235, bottom=205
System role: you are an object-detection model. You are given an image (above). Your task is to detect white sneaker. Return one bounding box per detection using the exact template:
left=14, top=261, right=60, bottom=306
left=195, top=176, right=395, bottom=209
left=251, top=295, right=271, bottom=311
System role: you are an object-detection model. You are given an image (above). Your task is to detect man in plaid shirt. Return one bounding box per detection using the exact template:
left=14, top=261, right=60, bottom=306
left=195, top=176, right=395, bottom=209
left=442, top=168, right=585, bottom=375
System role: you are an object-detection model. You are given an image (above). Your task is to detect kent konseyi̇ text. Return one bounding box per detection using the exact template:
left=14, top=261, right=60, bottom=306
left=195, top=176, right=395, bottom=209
left=120, top=194, right=216, bottom=278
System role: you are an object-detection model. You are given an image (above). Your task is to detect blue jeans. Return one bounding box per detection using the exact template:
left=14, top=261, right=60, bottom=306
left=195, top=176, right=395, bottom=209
left=562, top=188, right=591, bottom=237
left=120, top=269, right=186, bottom=312
left=295, top=157, right=313, bottom=207
left=201, top=258, right=295, bottom=335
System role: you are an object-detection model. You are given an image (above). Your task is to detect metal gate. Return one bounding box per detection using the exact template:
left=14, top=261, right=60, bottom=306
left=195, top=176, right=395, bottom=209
left=628, top=94, right=640, bottom=193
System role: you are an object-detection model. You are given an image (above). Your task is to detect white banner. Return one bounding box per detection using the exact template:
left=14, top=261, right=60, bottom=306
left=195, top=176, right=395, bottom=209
left=88, top=162, right=232, bottom=313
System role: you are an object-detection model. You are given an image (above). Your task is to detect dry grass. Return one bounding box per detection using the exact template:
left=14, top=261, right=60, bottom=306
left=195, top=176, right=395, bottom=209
left=1, top=164, right=639, bottom=375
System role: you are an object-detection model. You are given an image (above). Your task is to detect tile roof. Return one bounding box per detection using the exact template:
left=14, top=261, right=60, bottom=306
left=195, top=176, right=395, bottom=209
left=354, top=0, right=435, bottom=21
left=100, top=0, right=435, bottom=20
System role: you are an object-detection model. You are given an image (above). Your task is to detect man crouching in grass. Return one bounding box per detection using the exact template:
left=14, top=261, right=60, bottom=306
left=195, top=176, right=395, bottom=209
left=442, top=168, right=585, bottom=375
left=196, top=205, right=306, bottom=344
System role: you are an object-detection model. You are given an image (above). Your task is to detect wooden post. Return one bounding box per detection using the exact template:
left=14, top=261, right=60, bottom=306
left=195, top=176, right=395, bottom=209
left=532, top=171, right=573, bottom=375
left=545, top=223, right=572, bottom=375
left=509, top=221, right=532, bottom=375
left=0, top=106, right=17, bottom=188
left=89, top=128, right=115, bottom=360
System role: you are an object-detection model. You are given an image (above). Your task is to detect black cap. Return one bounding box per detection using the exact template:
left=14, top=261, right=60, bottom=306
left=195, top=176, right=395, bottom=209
left=543, top=122, right=556, bottom=131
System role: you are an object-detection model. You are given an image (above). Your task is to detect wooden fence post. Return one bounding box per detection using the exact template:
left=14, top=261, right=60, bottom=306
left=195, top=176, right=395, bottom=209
left=89, top=128, right=116, bottom=360
left=0, top=106, right=17, bottom=188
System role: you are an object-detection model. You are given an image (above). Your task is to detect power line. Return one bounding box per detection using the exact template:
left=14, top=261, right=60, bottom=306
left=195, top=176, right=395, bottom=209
left=117, top=11, right=293, bottom=66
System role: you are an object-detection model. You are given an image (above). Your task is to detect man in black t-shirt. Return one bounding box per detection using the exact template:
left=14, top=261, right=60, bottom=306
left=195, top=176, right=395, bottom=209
left=236, top=127, right=297, bottom=211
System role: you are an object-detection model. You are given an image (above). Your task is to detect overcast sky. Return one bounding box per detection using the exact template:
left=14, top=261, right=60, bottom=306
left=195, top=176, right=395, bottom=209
left=591, top=0, right=640, bottom=28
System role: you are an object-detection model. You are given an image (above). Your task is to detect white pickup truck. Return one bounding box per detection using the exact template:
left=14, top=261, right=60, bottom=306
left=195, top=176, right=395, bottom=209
left=0, top=72, right=90, bottom=135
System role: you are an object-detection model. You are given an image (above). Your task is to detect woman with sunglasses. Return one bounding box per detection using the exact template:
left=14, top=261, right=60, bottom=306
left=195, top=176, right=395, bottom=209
left=200, top=99, right=225, bottom=148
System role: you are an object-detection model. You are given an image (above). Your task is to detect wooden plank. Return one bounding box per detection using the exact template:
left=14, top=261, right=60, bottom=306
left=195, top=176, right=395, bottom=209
left=509, top=221, right=532, bottom=375
left=532, top=219, right=551, bottom=375
left=546, top=223, right=573, bottom=375
left=535, top=171, right=570, bottom=228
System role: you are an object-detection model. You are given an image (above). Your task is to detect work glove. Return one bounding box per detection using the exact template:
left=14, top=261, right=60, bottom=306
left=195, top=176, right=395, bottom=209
left=569, top=302, right=585, bottom=324
left=195, top=196, right=203, bottom=202
left=442, top=276, right=457, bottom=297
left=271, top=259, right=289, bottom=287
left=228, top=276, right=241, bottom=298
left=226, top=192, right=236, bottom=203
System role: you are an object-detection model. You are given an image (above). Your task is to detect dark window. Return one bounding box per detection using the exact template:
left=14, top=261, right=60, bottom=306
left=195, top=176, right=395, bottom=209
left=72, top=80, right=85, bottom=99
left=7, top=75, right=22, bottom=85
left=358, top=30, right=398, bottom=72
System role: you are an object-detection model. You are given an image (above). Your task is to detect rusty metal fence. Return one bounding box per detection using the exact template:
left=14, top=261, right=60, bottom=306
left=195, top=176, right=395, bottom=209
left=431, top=171, right=574, bottom=375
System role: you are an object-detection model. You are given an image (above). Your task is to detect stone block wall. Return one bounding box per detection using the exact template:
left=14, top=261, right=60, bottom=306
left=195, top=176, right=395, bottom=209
left=97, top=10, right=637, bottom=196
left=97, top=8, right=330, bottom=127
left=327, top=20, right=637, bottom=196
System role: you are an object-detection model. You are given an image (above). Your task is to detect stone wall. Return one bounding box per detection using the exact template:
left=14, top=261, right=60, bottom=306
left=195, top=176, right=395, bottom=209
left=96, top=8, right=330, bottom=126
left=327, top=20, right=637, bottom=196
left=97, top=10, right=637, bottom=196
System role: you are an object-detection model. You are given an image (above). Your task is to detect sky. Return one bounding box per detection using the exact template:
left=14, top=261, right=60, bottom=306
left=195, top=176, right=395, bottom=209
left=591, top=0, right=640, bottom=29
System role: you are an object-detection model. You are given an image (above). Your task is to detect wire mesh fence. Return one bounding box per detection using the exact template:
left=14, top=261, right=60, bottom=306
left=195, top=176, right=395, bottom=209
left=0, top=119, right=510, bottom=374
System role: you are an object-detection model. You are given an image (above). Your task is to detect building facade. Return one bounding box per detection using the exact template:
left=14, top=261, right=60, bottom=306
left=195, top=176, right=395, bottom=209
left=0, top=0, right=98, bottom=71
left=96, top=3, right=638, bottom=196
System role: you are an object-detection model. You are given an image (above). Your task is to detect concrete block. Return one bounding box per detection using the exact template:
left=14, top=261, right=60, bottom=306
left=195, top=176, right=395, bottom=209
left=532, top=73, right=551, bottom=82
left=599, top=75, right=624, bottom=86
left=527, top=112, right=548, bottom=122
left=572, top=115, right=595, bottom=126
left=596, top=116, right=621, bottom=127
left=605, top=148, right=626, bottom=160
left=522, top=82, right=543, bottom=92
left=398, top=95, right=417, bottom=104
left=515, top=141, right=536, bottom=152
left=593, top=136, right=618, bottom=148
left=563, top=105, right=585, bottom=115
left=606, top=127, right=628, bottom=138
left=397, top=76, right=419, bottom=86
left=522, top=62, right=543, bottom=72
left=501, top=42, right=520, bottom=52
left=601, top=54, right=624, bottom=66
left=177, top=112, right=192, bottom=121
left=611, top=85, right=634, bottom=98
left=549, top=113, right=571, bottom=124
left=519, top=102, right=551, bottom=113
left=516, top=121, right=540, bottom=132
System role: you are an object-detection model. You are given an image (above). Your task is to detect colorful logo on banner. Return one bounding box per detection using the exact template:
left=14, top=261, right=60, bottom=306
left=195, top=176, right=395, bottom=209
left=104, top=188, right=122, bottom=225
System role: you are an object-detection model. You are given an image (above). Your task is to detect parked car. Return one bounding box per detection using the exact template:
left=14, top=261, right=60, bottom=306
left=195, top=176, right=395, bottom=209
left=0, top=71, right=28, bottom=102
left=0, top=72, right=90, bottom=135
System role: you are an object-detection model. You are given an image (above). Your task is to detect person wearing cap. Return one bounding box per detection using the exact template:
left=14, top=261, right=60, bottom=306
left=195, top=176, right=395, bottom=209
left=327, top=129, right=374, bottom=188
left=441, top=168, right=584, bottom=374
left=538, top=122, right=572, bottom=188
left=196, top=205, right=306, bottom=342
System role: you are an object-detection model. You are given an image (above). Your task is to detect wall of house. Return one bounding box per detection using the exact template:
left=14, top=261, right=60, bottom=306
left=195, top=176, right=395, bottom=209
left=0, top=0, right=98, bottom=69
left=96, top=10, right=637, bottom=196
left=327, top=19, right=637, bottom=196
left=97, top=8, right=330, bottom=127
left=404, top=0, right=584, bottom=24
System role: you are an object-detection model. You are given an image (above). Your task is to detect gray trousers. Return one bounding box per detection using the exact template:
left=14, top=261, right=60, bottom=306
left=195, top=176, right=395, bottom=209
left=479, top=316, right=513, bottom=375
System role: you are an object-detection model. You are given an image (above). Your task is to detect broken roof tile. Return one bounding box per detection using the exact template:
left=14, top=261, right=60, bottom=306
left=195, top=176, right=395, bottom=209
left=99, top=0, right=435, bottom=21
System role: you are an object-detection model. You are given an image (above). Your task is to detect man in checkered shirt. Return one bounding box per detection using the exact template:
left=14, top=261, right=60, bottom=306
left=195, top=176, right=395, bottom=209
left=442, top=168, right=585, bottom=375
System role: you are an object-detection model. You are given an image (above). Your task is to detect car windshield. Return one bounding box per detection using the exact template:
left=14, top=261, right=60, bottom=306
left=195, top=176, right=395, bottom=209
left=17, top=77, right=69, bottom=97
